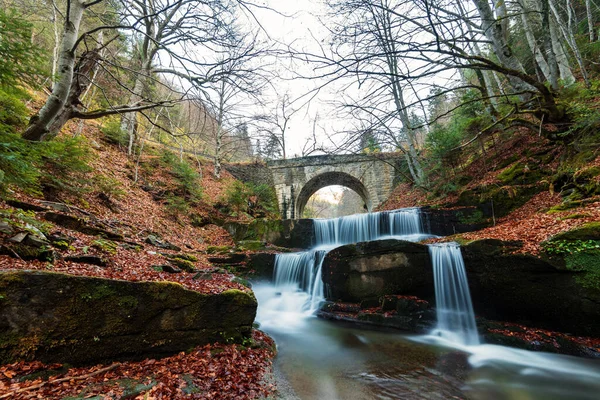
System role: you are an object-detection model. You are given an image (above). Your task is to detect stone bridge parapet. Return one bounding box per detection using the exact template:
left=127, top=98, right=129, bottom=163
left=266, top=153, right=399, bottom=219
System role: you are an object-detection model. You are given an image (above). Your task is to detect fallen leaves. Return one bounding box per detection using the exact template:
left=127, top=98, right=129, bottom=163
left=0, top=331, right=276, bottom=399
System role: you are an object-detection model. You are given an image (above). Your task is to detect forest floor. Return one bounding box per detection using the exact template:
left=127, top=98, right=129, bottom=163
left=0, top=121, right=277, bottom=399
left=379, top=129, right=600, bottom=253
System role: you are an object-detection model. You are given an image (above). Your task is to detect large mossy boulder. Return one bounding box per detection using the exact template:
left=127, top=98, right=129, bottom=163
left=0, top=271, right=257, bottom=365
left=462, top=239, right=600, bottom=336
left=321, top=239, right=432, bottom=302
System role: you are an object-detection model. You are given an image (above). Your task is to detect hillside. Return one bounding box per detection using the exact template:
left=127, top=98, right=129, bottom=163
left=0, top=120, right=278, bottom=399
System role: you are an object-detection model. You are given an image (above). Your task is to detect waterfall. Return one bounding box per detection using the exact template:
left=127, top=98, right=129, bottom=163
left=272, top=208, right=425, bottom=315
left=428, top=242, right=479, bottom=346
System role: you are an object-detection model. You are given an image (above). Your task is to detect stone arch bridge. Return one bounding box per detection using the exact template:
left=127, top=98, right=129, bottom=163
left=266, top=154, right=400, bottom=219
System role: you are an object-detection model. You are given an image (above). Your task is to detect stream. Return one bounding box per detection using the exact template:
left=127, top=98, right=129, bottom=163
left=253, top=209, right=600, bottom=400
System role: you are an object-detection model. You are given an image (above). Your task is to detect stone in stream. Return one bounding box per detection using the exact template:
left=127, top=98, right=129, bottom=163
left=321, top=239, right=433, bottom=302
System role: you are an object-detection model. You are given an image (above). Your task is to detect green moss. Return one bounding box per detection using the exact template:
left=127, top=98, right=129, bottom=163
left=557, top=213, right=588, bottom=220
left=221, top=289, right=256, bottom=306
left=456, top=210, right=485, bottom=225
left=206, top=245, right=233, bottom=254
left=566, top=251, right=600, bottom=290
left=170, top=258, right=196, bottom=272
left=163, top=253, right=198, bottom=262
left=52, top=240, right=74, bottom=251
left=497, top=162, right=525, bottom=183
left=91, top=239, right=118, bottom=255
left=550, top=222, right=600, bottom=241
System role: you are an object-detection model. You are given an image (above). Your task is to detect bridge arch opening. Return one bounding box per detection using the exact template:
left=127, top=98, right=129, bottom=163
left=296, top=172, right=372, bottom=218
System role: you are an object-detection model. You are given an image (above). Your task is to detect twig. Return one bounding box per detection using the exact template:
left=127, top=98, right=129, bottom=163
left=0, top=363, right=120, bottom=399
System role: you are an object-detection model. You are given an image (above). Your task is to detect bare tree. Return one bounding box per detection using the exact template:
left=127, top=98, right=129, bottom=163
left=21, top=0, right=258, bottom=144
left=255, top=92, right=301, bottom=160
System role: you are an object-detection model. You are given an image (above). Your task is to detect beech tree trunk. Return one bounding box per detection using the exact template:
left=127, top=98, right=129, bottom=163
left=471, top=0, right=532, bottom=99
left=23, top=0, right=88, bottom=141
left=586, top=0, right=596, bottom=42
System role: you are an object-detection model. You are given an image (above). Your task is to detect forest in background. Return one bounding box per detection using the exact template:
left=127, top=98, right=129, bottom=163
left=0, top=0, right=599, bottom=211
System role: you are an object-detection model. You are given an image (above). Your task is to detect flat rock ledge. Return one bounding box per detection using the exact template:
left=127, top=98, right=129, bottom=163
left=0, top=271, right=257, bottom=365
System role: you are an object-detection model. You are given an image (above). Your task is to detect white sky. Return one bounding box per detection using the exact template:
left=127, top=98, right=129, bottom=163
left=243, top=0, right=341, bottom=158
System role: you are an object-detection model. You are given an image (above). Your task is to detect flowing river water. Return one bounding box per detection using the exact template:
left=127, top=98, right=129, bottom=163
left=253, top=209, right=600, bottom=399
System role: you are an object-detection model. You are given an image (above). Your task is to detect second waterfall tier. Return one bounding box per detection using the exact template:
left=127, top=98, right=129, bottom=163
left=272, top=208, right=430, bottom=314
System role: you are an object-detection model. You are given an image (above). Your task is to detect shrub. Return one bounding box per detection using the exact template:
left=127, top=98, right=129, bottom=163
left=160, top=149, right=202, bottom=202
left=0, top=131, right=92, bottom=197
left=223, top=181, right=279, bottom=217
left=38, top=136, right=93, bottom=196
left=101, top=117, right=128, bottom=147
left=0, top=8, right=43, bottom=89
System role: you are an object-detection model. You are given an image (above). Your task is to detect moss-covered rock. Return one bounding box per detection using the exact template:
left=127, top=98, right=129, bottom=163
left=497, top=162, right=545, bottom=185
left=455, top=184, right=545, bottom=218
left=549, top=222, right=600, bottom=241
left=168, top=257, right=196, bottom=272
left=0, top=271, right=256, bottom=365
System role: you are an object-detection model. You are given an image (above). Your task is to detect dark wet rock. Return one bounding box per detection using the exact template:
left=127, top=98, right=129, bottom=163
left=44, top=212, right=124, bottom=241
left=359, top=298, right=380, bottom=309
left=462, top=239, right=600, bottom=336
left=208, top=253, right=247, bottom=265
left=223, top=219, right=285, bottom=244
left=6, top=199, right=49, bottom=212
left=420, top=206, right=493, bottom=236
left=318, top=297, right=435, bottom=333
left=0, top=270, right=257, bottom=365
left=47, top=232, right=76, bottom=244
left=64, top=255, right=108, bottom=267
left=246, top=253, right=277, bottom=280
left=24, top=234, right=50, bottom=248
left=322, top=239, right=432, bottom=302
left=0, top=243, right=55, bottom=262
left=145, top=234, right=181, bottom=251
left=381, top=295, right=430, bottom=315
left=478, top=319, right=600, bottom=359
left=153, top=264, right=181, bottom=273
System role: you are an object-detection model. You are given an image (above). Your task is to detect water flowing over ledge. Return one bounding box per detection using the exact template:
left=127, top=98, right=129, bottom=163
left=268, top=208, right=428, bottom=318
left=428, top=242, right=479, bottom=346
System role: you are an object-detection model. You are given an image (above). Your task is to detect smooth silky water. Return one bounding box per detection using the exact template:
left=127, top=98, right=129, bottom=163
left=253, top=209, right=600, bottom=399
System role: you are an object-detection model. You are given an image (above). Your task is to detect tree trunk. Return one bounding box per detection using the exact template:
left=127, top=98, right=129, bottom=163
left=586, top=0, right=596, bottom=42
left=213, top=79, right=226, bottom=179
left=540, top=0, right=560, bottom=89
left=549, top=13, right=576, bottom=84
left=23, top=0, right=87, bottom=141
left=121, top=72, right=147, bottom=156
left=471, top=0, right=532, bottom=99
left=549, top=0, right=590, bottom=87
left=47, top=49, right=101, bottom=135
left=519, top=1, right=553, bottom=85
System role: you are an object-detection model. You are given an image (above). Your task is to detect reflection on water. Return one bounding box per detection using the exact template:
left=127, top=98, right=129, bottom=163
left=255, top=283, right=600, bottom=400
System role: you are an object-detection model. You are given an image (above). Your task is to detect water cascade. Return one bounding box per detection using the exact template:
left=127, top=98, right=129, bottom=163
left=270, top=208, right=427, bottom=316
left=428, top=242, right=479, bottom=346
